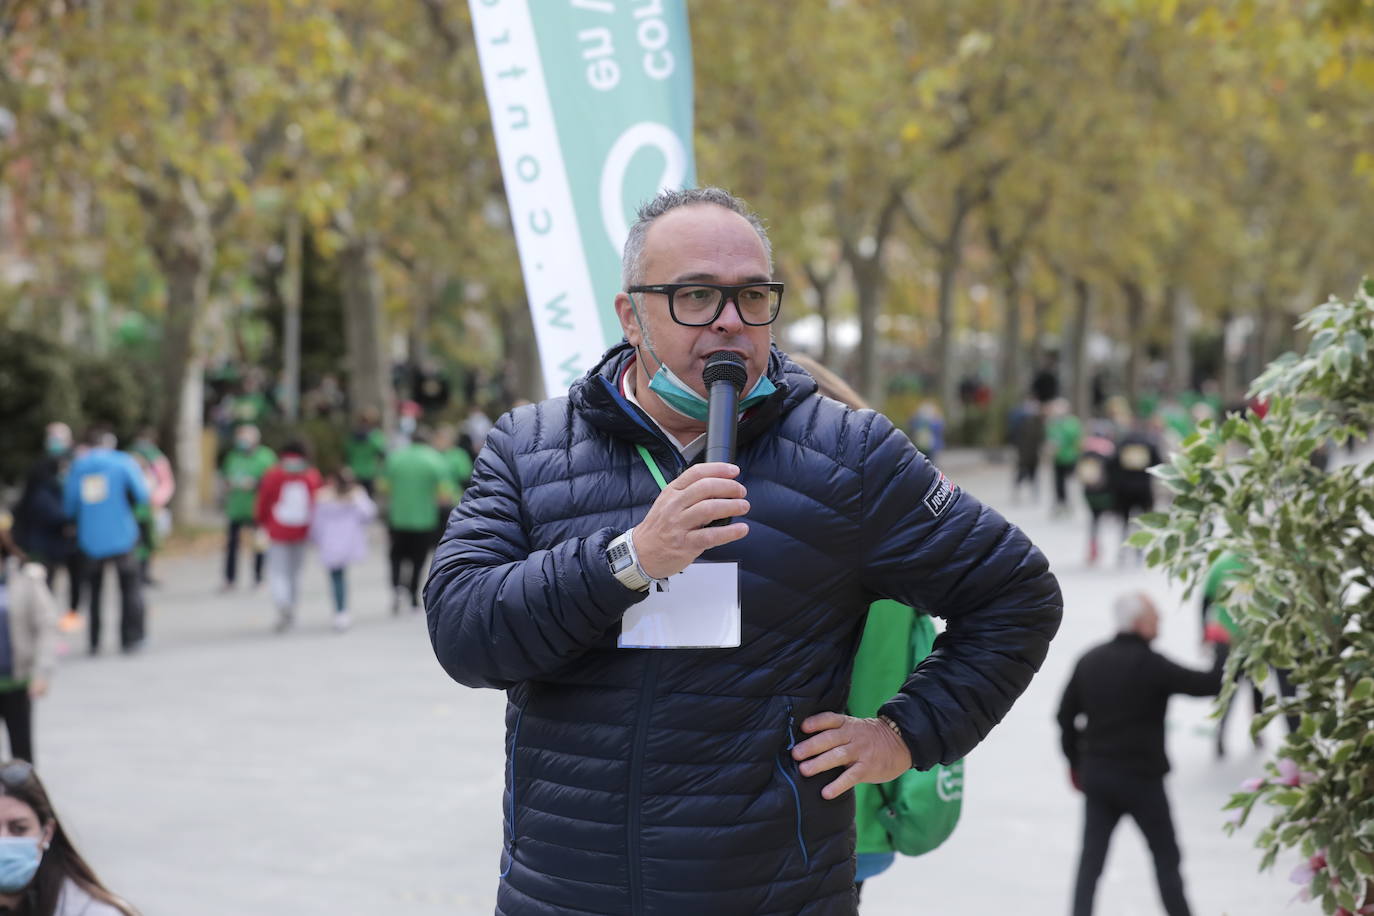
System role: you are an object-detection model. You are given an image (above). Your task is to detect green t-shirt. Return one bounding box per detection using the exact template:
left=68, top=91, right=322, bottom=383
left=443, top=447, right=474, bottom=499
left=383, top=444, right=450, bottom=532
left=1047, top=415, right=1083, bottom=465
left=230, top=393, right=271, bottom=428
left=221, top=446, right=277, bottom=522
left=345, top=429, right=388, bottom=481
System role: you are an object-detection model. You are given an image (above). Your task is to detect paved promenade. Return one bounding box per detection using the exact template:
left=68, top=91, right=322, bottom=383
left=37, top=452, right=1299, bottom=915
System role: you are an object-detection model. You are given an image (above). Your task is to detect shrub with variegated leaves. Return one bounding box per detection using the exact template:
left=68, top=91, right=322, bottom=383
left=1130, top=279, right=1374, bottom=915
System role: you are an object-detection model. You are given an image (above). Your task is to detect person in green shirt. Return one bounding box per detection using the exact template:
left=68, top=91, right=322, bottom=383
left=219, top=425, right=276, bottom=590
left=1046, top=398, right=1083, bottom=516
left=1201, top=552, right=1297, bottom=757
left=344, top=408, right=389, bottom=497
left=432, top=425, right=474, bottom=544
left=380, top=428, right=453, bottom=614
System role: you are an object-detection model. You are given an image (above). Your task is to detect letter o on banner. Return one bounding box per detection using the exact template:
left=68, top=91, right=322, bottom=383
left=600, top=122, right=691, bottom=254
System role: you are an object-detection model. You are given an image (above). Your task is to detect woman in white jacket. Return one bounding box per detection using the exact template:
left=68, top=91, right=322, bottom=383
left=0, top=532, right=58, bottom=765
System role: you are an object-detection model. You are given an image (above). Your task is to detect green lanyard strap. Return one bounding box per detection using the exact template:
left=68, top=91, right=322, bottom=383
left=635, top=444, right=669, bottom=491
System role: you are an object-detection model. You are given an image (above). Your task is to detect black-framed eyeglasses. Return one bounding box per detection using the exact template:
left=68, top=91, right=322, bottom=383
left=626, top=282, right=785, bottom=327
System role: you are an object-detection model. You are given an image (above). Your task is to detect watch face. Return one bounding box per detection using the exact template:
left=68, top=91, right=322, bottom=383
left=608, top=541, right=634, bottom=572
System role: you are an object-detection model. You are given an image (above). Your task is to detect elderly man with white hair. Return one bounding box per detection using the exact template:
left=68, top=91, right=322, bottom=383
left=1057, top=591, right=1223, bottom=916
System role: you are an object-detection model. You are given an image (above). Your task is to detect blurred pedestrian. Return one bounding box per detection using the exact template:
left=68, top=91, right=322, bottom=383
left=62, top=428, right=149, bottom=656
left=1201, top=552, right=1298, bottom=757
left=432, top=425, right=474, bottom=544
left=309, top=469, right=375, bottom=632
left=11, top=426, right=82, bottom=632
left=254, top=441, right=321, bottom=633
left=344, top=409, right=388, bottom=498
left=1111, top=417, right=1163, bottom=565
left=1057, top=592, right=1221, bottom=916
left=380, top=429, right=451, bottom=615
left=218, top=425, right=275, bottom=592
left=0, top=531, right=58, bottom=765
left=907, top=402, right=946, bottom=463
left=1009, top=397, right=1045, bottom=504
left=460, top=403, right=493, bottom=456
left=1077, top=425, right=1117, bottom=565
left=0, top=759, right=138, bottom=915
left=127, top=430, right=173, bottom=587
left=1031, top=353, right=1060, bottom=404
left=1046, top=398, right=1082, bottom=517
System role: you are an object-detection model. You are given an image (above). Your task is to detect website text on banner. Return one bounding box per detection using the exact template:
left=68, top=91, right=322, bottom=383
left=468, top=0, right=696, bottom=396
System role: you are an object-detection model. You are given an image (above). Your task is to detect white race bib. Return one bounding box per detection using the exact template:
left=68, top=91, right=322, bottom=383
left=80, top=474, right=110, bottom=505
left=618, top=562, right=740, bottom=649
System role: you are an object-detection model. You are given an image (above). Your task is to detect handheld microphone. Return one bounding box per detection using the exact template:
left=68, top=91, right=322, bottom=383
left=703, top=350, right=747, bottom=465
left=703, top=351, right=748, bottom=528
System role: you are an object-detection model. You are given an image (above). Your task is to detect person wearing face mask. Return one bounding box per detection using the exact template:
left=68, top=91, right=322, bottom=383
left=0, top=760, right=136, bottom=916
left=12, top=426, right=82, bottom=634
left=0, top=530, right=58, bottom=766
left=425, top=188, right=1062, bottom=915
left=217, top=425, right=276, bottom=593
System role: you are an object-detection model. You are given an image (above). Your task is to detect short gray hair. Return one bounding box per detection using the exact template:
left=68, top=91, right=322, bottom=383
left=620, top=187, right=773, bottom=288
left=1113, top=591, right=1151, bottom=632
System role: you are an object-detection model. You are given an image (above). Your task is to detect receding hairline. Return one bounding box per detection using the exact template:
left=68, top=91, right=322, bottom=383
left=638, top=203, right=769, bottom=275
left=621, top=187, right=773, bottom=288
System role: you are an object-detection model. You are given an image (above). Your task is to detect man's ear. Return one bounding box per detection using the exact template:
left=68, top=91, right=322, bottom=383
left=615, top=292, right=643, bottom=348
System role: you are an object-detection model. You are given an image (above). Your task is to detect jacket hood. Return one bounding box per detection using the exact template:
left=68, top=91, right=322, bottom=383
left=567, top=340, right=819, bottom=459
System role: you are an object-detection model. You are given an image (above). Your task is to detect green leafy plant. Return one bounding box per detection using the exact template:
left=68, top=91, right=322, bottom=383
left=1131, top=279, right=1374, bottom=914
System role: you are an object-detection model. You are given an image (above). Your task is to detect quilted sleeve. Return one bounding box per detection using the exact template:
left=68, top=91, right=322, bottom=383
left=857, top=412, right=1063, bottom=770
left=423, top=414, right=646, bottom=690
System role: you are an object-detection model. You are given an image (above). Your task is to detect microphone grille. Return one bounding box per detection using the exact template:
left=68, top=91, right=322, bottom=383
left=703, top=351, right=748, bottom=390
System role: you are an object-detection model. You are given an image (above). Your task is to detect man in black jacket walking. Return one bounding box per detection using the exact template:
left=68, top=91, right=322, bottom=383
left=1058, top=591, right=1222, bottom=916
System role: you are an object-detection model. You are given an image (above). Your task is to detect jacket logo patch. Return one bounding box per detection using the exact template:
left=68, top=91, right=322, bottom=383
left=922, top=472, right=958, bottom=518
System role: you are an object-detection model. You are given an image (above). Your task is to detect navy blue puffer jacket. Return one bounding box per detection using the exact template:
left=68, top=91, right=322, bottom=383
left=426, top=343, right=1062, bottom=915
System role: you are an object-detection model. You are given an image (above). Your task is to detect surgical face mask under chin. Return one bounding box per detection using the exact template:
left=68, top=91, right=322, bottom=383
left=0, top=836, right=42, bottom=894
left=647, top=361, right=776, bottom=422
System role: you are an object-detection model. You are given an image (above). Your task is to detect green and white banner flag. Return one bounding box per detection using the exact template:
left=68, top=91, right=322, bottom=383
left=469, top=0, right=696, bottom=396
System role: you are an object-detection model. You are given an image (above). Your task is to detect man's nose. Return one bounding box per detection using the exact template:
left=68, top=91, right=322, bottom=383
left=713, top=297, right=746, bottom=333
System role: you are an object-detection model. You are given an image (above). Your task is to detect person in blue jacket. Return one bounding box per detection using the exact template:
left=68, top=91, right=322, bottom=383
left=62, top=427, right=150, bottom=655
left=425, top=188, right=1063, bottom=916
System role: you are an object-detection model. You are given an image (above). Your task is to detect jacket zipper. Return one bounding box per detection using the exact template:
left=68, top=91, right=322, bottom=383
left=499, top=700, right=529, bottom=879
left=775, top=699, right=810, bottom=869
left=628, top=653, right=662, bottom=913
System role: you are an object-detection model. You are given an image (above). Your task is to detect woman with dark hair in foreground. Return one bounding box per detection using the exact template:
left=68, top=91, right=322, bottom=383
left=0, top=759, right=136, bottom=916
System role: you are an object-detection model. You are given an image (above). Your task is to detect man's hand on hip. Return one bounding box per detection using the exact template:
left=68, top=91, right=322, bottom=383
left=792, top=712, right=913, bottom=800
left=634, top=462, right=750, bottom=579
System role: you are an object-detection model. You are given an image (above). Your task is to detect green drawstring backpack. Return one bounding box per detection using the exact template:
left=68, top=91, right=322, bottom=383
left=850, top=602, right=964, bottom=858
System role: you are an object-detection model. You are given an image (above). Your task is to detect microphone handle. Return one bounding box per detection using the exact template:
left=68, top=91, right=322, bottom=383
left=704, top=380, right=739, bottom=526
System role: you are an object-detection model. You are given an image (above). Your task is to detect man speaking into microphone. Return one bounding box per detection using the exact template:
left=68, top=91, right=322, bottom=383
left=426, top=188, right=1062, bottom=915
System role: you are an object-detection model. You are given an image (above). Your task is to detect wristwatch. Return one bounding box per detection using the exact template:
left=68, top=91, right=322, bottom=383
left=607, top=530, right=652, bottom=592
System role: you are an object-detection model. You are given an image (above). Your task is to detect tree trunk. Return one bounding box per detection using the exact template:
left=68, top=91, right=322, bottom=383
left=1120, top=278, right=1147, bottom=409
left=802, top=263, right=837, bottom=367
left=1031, top=293, right=1052, bottom=368
left=852, top=258, right=884, bottom=406
left=340, top=232, right=394, bottom=432
left=1065, top=277, right=1093, bottom=420
left=994, top=268, right=1023, bottom=447
left=280, top=208, right=303, bottom=423
left=149, top=203, right=214, bottom=526
left=934, top=245, right=961, bottom=422
left=1169, top=287, right=1192, bottom=395
left=498, top=300, right=542, bottom=403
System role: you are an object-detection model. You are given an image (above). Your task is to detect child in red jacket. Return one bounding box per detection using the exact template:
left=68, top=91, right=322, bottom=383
left=253, top=441, right=322, bottom=632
